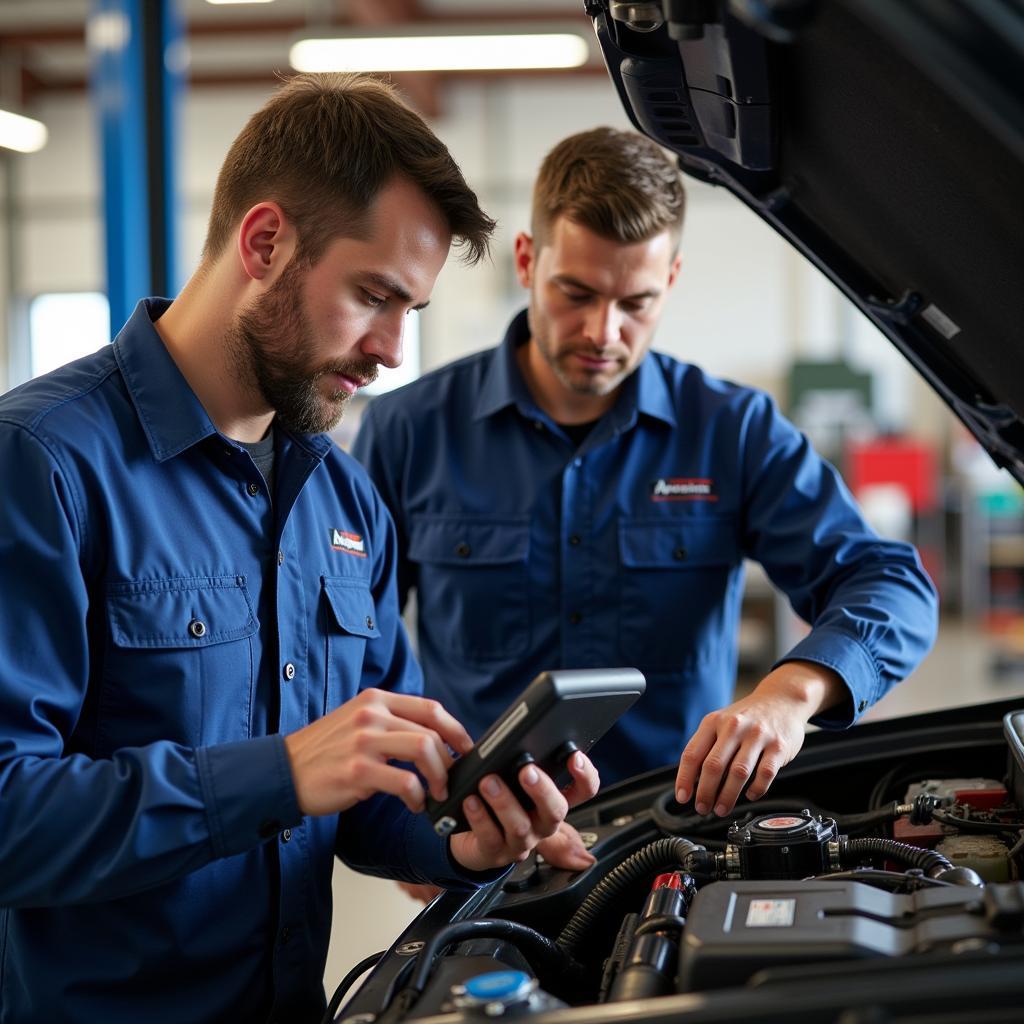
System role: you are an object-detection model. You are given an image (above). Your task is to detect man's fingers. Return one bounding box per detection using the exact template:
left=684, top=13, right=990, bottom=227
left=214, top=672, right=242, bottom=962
left=535, top=821, right=595, bottom=871
left=745, top=743, right=786, bottom=801
left=366, top=689, right=474, bottom=756
left=516, top=763, right=568, bottom=837
left=692, top=728, right=741, bottom=815
left=709, top=738, right=765, bottom=815
left=359, top=730, right=452, bottom=802
left=675, top=721, right=717, bottom=805
left=357, top=762, right=427, bottom=814
left=462, top=790, right=505, bottom=857
left=476, top=773, right=536, bottom=858
left=562, top=752, right=600, bottom=807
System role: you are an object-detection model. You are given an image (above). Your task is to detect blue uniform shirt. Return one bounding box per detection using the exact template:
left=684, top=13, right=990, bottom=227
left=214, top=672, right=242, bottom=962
left=353, top=310, right=938, bottom=786
left=0, top=300, right=487, bottom=1024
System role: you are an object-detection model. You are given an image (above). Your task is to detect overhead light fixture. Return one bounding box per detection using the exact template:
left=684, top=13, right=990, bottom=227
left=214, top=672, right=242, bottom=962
left=0, top=108, right=48, bottom=154
left=289, top=26, right=590, bottom=73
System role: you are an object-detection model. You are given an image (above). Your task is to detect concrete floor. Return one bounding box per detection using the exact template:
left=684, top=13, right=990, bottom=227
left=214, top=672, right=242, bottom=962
left=322, top=615, right=1024, bottom=1003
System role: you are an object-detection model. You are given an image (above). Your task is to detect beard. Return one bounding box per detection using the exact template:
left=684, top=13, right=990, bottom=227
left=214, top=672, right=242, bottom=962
left=228, top=259, right=378, bottom=434
left=530, top=319, right=629, bottom=398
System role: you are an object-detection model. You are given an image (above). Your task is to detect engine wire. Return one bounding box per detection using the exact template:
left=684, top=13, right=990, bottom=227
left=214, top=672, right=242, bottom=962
left=320, top=949, right=386, bottom=1024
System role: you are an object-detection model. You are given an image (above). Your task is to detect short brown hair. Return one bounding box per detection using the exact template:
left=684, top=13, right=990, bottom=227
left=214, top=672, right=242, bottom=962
left=531, top=127, right=685, bottom=250
left=203, top=72, right=495, bottom=265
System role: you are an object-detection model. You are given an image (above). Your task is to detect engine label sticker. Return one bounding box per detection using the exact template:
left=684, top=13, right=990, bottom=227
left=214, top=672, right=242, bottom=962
left=745, top=899, right=796, bottom=927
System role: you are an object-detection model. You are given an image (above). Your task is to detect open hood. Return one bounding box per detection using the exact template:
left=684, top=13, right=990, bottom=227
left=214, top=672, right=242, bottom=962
left=586, top=0, right=1024, bottom=485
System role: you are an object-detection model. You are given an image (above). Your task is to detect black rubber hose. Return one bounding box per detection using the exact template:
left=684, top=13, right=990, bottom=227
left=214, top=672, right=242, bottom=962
left=409, top=918, right=583, bottom=996
left=321, top=949, right=385, bottom=1024
left=842, top=837, right=955, bottom=879
left=556, top=837, right=703, bottom=959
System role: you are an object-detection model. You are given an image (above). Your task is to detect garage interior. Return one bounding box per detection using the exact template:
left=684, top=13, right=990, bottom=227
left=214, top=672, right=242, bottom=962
left=0, top=0, right=1020, bottom=1000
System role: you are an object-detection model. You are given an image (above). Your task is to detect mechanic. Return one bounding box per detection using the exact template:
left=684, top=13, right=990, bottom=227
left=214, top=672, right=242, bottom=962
left=0, top=74, right=598, bottom=1024
left=353, top=126, right=938, bottom=863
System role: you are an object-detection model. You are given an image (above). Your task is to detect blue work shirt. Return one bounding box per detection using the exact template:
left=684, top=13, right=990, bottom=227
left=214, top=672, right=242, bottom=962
left=0, top=299, right=487, bottom=1024
left=353, top=309, right=938, bottom=786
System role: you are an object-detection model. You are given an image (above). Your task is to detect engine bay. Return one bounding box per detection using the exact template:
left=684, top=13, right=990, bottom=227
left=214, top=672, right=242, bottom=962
left=333, top=699, right=1024, bottom=1023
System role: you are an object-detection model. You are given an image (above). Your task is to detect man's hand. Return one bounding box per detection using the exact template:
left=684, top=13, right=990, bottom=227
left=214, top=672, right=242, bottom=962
left=397, top=881, right=443, bottom=904
left=675, top=662, right=846, bottom=816
left=284, top=688, right=473, bottom=816
left=534, top=821, right=596, bottom=872
left=449, top=752, right=599, bottom=873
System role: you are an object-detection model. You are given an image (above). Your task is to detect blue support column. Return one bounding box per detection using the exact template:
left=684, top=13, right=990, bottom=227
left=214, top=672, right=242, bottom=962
left=88, top=0, right=184, bottom=336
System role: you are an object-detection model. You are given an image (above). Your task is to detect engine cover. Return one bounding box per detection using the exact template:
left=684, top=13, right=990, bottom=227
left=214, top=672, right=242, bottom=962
left=677, top=879, right=998, bottom=991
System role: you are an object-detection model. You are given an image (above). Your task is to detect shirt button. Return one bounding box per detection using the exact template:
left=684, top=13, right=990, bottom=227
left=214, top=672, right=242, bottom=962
left=573, top=458, right=583, bottom=468
left=569, top=612, right=582, bottom=625
left=246, top=481, right=260, bottom=496
left=365, top=615, right=375, bottom=630
left=673, top=546, right=688, bottom=561
left=281, top=828, right=292, bottom=843
left=568, top=534, right=581, bottom=546
left=455, top=542, right=471, bottom=558
left=533, top=420, right=544, bottom=431
left=188, top=619, right=206, bottom=638
left=283, top=662, right=296, bottom=681
left=277, top=550, right=285, bottom=566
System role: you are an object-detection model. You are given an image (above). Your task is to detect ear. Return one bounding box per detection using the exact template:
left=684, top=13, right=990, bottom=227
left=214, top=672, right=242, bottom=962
left=666, top=251, right=683, bottom=290
left=513, top=232, right=535, bottom=289
left=236, top=202, right=298, bottom=283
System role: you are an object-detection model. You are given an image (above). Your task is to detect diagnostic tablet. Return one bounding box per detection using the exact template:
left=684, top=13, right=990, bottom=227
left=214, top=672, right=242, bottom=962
left=426, top=667, right=646, bottom=837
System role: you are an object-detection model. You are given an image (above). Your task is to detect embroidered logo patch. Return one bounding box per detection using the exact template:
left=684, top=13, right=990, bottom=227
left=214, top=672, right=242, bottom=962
left=330, top=528, right=367, bottom=557
left=650, top=478, right=717, bottom=502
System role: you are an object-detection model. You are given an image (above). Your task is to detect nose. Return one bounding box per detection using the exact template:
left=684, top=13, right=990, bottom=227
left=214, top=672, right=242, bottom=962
left=582, top=301, right=621, bottom=349
left=361, top=312, right=404, bottom=370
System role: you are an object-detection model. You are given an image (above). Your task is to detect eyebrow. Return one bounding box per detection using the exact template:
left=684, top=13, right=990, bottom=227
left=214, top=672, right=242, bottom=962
left=362, top=271, right=430, bottom=311
left=552, top=274, right=660, bottom=302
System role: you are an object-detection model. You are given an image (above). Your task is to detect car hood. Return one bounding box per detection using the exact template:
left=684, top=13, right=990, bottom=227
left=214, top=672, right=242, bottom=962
left=587, top=0, right=1024, bottom=485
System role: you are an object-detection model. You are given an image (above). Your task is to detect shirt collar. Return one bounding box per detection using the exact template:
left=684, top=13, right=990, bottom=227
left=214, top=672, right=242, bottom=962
left=473, top=308, right=535, bottom=421
left=473, top=307, right=677, bottom=429
left=112, top=297, right=333, bottom=463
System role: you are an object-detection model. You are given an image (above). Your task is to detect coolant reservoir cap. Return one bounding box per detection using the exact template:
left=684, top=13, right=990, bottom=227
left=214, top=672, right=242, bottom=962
left=462, top=970, right=534, bottom=1004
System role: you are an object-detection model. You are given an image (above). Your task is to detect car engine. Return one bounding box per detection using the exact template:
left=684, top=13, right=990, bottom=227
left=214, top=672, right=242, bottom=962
left=333, top=699, right=1024, bottom=1023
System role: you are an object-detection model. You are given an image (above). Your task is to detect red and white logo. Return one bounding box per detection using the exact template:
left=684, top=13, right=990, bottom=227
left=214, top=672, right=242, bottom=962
left=650, top=478, right=717, bottom=502
left=330, top=528, right=367, bottom=557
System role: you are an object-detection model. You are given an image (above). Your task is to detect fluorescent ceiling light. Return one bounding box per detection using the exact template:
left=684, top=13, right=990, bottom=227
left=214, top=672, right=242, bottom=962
left=290, top=33, right=590, bottom=73
left=0, top=109, right=47, bottom=154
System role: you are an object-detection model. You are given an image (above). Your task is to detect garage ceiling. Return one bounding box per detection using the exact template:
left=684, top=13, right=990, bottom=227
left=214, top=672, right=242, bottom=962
left=0, top=0, right=602, bottom=114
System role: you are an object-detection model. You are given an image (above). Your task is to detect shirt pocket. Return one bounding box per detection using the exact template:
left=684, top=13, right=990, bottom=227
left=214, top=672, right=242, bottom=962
left=102, top=575, right=259, bottom=750
left=408, top=514, right=531, bottom=661
left=618, top=517, right=740, bottom=670
left=322, top=577, right=381, bottom=714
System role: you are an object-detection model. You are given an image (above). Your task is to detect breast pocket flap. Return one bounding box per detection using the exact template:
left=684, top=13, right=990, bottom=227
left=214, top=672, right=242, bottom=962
left=619, top=518, right=738, bottom=569
left=107, top=576, right=258, bottom=649
left=323, top=578, right=382, bottom=639
left=408, top=516, right=530, bottom=567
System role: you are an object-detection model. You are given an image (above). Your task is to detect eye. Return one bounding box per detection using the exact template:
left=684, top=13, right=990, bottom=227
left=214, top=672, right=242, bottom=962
left=621, top=298, right=651, bottom=315
left=361, top=289, right=386, bottom=308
